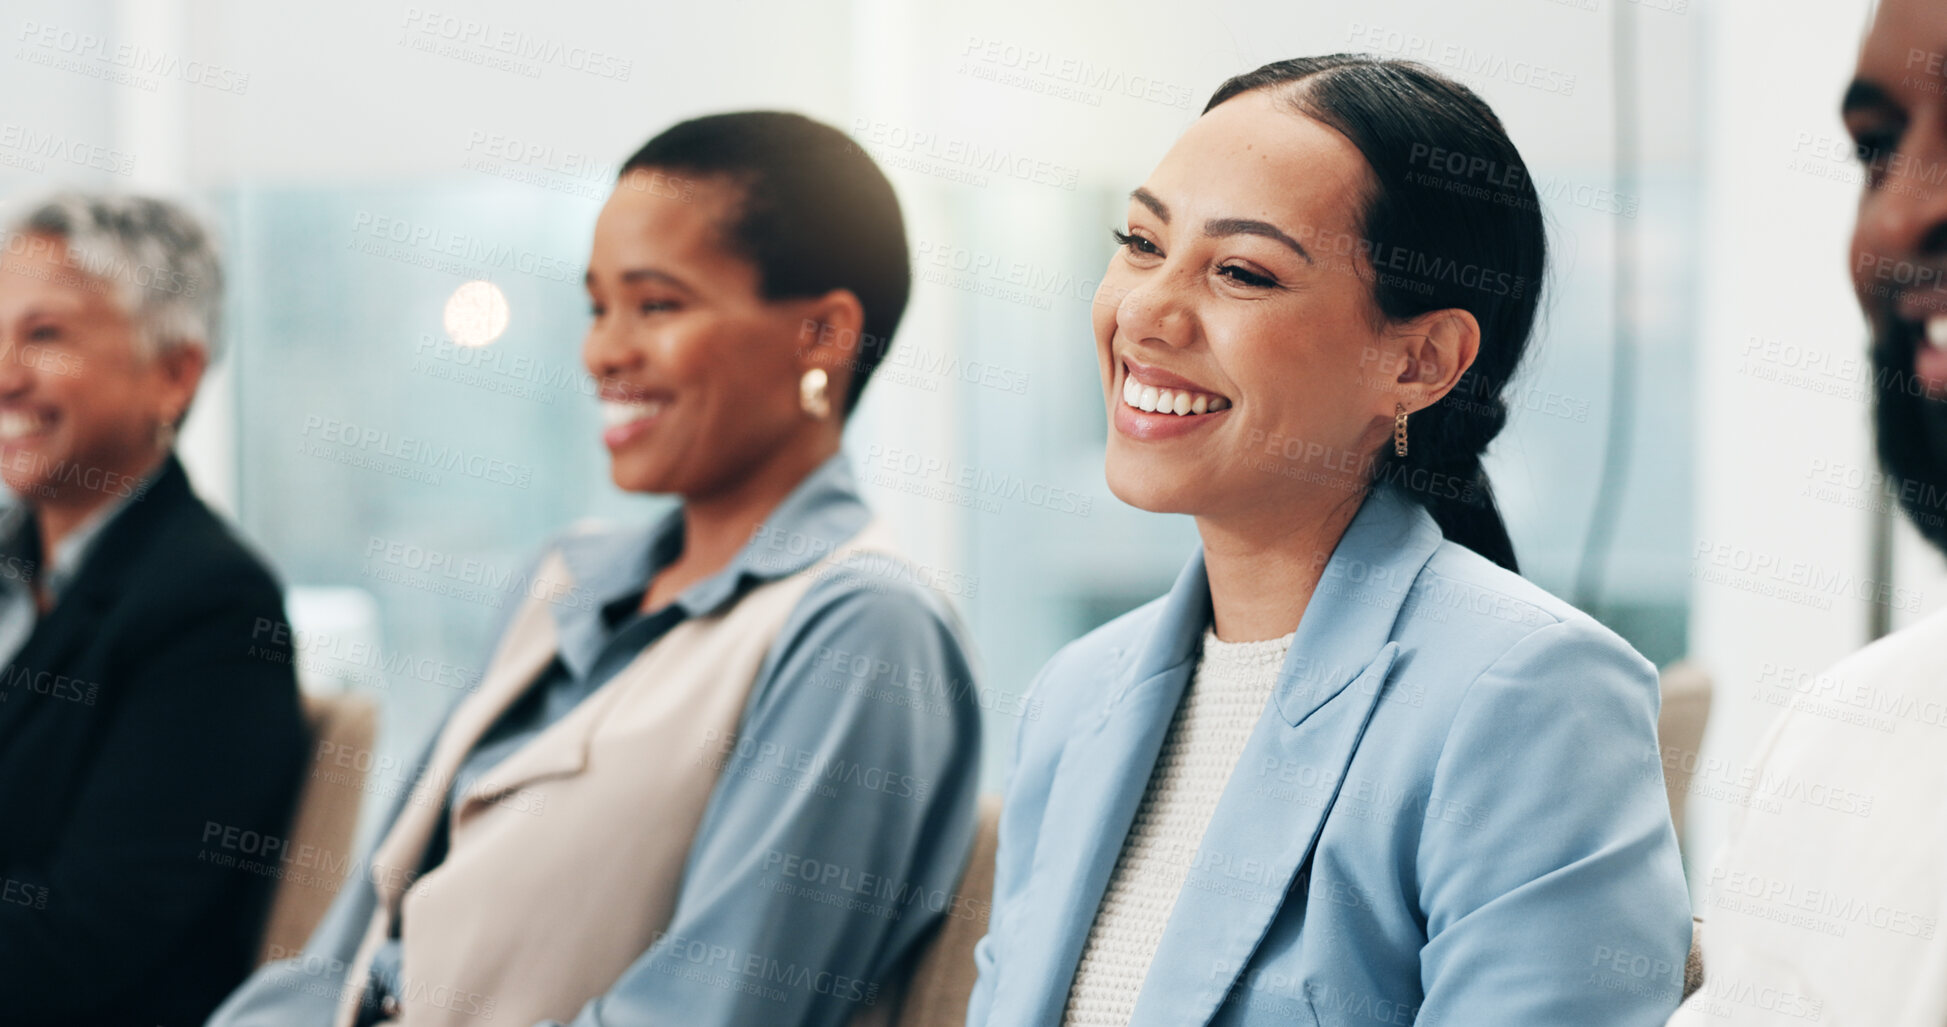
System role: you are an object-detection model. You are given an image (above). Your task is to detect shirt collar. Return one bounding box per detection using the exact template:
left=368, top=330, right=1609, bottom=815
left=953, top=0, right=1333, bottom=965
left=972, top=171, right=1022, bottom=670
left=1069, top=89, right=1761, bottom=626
left=0, top=461, right=162, bottom=604
left=548, top=451, right=871, bottom=676
left=47, top=496, right=129, bottom=598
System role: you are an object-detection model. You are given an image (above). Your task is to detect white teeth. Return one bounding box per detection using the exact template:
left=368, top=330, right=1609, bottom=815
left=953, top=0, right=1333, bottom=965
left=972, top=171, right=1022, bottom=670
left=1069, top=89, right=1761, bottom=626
left=599, top=399, right=665, bottom=427
left=1928, top=315, right=1947, bottom=350
left=0, top=411, right=43, bottom=441
left=1118, top=377, right=1229, bottom=417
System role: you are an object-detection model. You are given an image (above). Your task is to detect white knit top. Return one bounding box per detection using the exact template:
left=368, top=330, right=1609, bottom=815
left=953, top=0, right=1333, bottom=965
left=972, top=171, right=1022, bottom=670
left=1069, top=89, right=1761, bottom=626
left=1061, top=626, right=1295, bottom=1026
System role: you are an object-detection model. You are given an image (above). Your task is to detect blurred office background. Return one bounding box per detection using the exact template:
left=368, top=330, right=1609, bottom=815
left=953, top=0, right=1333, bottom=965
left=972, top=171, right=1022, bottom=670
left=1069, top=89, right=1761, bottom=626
left=1, top=0, right=1921, bottom=880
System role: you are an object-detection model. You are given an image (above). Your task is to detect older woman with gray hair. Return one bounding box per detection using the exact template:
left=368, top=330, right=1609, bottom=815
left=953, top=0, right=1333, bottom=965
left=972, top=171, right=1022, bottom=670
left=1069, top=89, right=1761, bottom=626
left=0, top=193, right=305, bottom=1027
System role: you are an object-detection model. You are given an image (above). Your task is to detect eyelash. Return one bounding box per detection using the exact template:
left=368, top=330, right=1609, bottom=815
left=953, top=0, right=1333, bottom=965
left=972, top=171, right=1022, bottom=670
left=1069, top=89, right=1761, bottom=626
left=1111, top=228, right=1159, bottom=257
left=587, top=300, right=679, bottom=318
left=1111, top=228, right=1279, bottom=289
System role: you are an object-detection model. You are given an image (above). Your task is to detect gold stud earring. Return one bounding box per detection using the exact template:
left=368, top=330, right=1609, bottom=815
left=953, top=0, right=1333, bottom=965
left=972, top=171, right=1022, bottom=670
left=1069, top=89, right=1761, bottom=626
left=1394, top=403, right=1409, bottom=457
left=800, top=368, right=832, bottom=420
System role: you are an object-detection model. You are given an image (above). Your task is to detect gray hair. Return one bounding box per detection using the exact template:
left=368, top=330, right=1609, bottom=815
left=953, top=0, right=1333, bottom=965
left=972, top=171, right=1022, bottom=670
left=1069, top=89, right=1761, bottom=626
left=5, top=192, right=224, bottom=363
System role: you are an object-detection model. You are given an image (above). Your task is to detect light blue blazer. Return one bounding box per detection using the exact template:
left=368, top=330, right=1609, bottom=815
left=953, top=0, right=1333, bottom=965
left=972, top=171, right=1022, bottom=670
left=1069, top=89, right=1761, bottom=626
left=967, top=484, right=1691, bottom=1026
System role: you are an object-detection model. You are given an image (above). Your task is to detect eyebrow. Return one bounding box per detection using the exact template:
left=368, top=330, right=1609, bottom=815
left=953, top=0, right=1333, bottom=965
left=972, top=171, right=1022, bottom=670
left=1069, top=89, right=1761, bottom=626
left=13, top=303, right=79, bottom=320
left=1129, top=188, right=1314, bottom=264
left=586, top=267, right=690, bottom=290
left=620, top=268, right=688, bottom=288
left=1205, top=217, right=1314, bottom=264
left=1131, top=187, right=1169, bottom=222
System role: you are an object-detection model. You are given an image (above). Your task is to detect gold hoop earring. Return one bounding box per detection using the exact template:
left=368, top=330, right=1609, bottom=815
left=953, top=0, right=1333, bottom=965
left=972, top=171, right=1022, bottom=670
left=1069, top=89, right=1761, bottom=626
left=1394, top=403, right=1409, bottom=457
left=799, top=368, right=832, bottom=420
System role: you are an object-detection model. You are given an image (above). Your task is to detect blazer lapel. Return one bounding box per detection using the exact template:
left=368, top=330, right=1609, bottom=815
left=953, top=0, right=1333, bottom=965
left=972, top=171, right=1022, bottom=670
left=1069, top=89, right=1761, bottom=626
left=367, top=552, right=569, bottom=909
left=453, top=639, right=622, bottom=817
left=1131, top=644, right=1398, bottom=1027
left=995, top=554, right=1213, bottom=1027
left=0, top=461, right=187, bottom=751
left=5, top=458, right=190, bottom=684
left=1131, top=485, right=1444, bottom=1027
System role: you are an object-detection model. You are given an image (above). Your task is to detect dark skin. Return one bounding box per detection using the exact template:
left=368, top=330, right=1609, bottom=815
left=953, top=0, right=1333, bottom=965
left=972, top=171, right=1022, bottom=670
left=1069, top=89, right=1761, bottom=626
left=581, top=169, right=865, bottom=613
left=1844, top=0, right=1947, bottom=397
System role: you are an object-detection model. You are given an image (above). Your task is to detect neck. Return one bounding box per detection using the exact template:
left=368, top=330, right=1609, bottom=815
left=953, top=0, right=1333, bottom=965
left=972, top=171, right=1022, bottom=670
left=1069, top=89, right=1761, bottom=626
left=35, top=449, right=165, bottom=569
left=1196, top=484, right=1368, bottom=643
left=644, top=431, right=840, bottom=610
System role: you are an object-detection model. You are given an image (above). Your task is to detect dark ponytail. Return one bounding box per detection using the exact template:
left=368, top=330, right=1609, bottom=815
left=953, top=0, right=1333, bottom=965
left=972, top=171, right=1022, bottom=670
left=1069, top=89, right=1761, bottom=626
left=1206, top=56, right=1545, bottom=573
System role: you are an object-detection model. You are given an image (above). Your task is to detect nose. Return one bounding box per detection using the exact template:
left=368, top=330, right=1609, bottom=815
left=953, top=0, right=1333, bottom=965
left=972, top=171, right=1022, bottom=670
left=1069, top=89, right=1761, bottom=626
left=581, top=311, right=642, bottom=386
left=1858, top=118, right=1947, bottom=289
left=1113, top=265, right=1198, bottom=351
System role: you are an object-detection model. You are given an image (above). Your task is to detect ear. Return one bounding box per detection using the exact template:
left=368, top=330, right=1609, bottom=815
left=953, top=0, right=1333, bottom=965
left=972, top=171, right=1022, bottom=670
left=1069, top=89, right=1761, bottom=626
left=152, top=342, right=208, bottom=428
left=792, top=288, right=867, bottom=410
left=1386, top=308, right=1480, bottom=414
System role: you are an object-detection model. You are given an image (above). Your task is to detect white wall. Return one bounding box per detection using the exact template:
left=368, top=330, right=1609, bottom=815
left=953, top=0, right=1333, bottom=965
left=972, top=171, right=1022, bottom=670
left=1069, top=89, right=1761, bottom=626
left=1685, top=0, right=1880, bottom=869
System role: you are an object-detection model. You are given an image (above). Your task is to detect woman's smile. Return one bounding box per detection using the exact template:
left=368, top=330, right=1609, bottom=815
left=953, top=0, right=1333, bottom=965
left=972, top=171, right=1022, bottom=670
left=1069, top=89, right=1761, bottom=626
left=0, top=406, right=58, bottom=446
left=599, top=393, right=673, bottom=449
left=1112, top=356, right=1233, bottom=441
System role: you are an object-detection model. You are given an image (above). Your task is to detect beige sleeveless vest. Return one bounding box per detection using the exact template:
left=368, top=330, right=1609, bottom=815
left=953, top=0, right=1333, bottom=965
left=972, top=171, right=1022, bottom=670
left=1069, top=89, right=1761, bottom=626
left=332, top=520, right=901, bottom=1027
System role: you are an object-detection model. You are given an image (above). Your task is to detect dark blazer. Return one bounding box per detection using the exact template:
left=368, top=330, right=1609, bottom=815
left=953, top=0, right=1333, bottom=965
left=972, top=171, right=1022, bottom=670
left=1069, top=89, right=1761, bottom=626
left=0, top=454, right=306, bottom=1027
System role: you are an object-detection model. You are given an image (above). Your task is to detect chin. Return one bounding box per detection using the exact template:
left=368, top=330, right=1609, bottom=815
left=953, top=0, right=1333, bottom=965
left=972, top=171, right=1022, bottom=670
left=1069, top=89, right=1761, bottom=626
left=1104, top=449, right=1202, bottom=516
left=606, top=459, right=672, bottom=497
left=0, top=445, right=56, bottom=498
left=0, top=471, right=52, bottom=503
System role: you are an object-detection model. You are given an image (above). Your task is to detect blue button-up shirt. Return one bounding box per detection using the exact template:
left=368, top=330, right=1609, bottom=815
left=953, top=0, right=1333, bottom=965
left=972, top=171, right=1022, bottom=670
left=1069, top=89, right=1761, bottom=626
left=213, top=452, right=984, bottom=1027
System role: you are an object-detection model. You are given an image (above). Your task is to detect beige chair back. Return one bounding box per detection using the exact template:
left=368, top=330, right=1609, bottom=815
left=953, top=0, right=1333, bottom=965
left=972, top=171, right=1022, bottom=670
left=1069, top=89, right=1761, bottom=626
left=1656, top=662, right=1713, bottom=847
left=256, top=690, right=378, bottom=964
left=1656, top=663, right=1713, bottom=1002
left=893, top=794, right=1000, bottom=1027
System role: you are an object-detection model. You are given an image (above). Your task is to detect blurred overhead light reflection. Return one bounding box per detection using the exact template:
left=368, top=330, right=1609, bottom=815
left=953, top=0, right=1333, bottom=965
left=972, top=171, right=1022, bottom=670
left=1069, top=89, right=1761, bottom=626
left=443, top=279, right=510, bottom=347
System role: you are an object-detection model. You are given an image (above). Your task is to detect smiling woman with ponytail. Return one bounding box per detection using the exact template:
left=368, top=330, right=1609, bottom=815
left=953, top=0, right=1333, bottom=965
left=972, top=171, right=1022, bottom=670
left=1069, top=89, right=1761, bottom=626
left=1207, top=55, right=1545, bottom=575
left=968, top=55, right=1690, bottom=1026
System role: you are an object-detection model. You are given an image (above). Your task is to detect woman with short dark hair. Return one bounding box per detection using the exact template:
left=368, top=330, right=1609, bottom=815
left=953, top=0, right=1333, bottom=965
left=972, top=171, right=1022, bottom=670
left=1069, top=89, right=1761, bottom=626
left=214, top=111, right=983, bottom=1027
